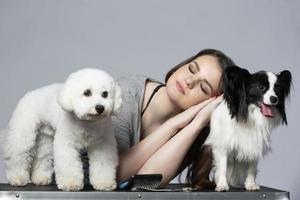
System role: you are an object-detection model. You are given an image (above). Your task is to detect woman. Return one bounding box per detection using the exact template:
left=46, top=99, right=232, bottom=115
left=113, top=49, right=235, bottom=187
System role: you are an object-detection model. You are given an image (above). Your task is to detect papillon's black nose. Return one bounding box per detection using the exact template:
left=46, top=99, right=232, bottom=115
left=95, top=105, right=105, bottom=114
left=270, top=96, right=278, bottom=104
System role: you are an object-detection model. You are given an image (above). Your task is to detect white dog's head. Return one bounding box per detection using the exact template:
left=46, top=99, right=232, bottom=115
left=57, top=68, right=122, bottom=120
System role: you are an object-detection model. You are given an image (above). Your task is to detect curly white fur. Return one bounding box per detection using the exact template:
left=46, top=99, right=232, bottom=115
left=3, top=68, right=122, bottom=191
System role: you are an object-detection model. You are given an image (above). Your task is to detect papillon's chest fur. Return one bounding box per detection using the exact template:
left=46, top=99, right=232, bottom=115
left=206, top=102, right=280, bottom=162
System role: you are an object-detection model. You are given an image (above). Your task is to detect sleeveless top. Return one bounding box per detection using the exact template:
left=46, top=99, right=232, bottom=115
left=112, top=75, right=150, bottom=152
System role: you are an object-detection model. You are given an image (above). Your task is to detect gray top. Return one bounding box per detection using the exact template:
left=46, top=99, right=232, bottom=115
left=112, top=75, right=149, bottom=152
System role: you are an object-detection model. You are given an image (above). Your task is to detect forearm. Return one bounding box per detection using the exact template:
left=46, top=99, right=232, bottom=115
left=117, top=119, right=178, bottom=181
left=137, top=120, right=206, bottom=186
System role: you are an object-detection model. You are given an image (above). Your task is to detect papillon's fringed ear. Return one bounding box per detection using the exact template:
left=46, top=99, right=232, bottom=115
left=277, top=70, right=292, bottom=125
left=279, top=70, right=292, bottom=98
left=57, top=83, right=73, bottom=112
left=223, top=65, right=251, bottom=122
left=112, top=82, right=122, bottom=115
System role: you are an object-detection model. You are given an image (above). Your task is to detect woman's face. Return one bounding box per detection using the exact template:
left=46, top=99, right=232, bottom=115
left=166, top=55, right=222, bottom=110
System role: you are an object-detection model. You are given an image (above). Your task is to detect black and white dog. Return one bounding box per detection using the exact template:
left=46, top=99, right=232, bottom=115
left=205, top=66, right=292, bottom=191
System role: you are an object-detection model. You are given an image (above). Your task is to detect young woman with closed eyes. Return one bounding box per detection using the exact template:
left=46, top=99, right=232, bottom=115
left=112, top=49, right=235, bottom=187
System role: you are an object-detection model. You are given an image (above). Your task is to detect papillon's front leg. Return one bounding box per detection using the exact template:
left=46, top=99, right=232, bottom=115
left=214, top=149, right=229, bottom=192
left=245, top=161, right=260, bottom=191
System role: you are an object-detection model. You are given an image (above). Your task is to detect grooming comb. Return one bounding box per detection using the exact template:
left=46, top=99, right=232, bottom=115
left=118, top=174, right=162, bottom=191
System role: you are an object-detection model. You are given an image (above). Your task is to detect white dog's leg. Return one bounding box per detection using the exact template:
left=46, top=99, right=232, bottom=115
left=214, top=149, right=229, bottom=192
left=31, top=132, right=54, bottom=185
left=54, top=131, right=84, bottom=191
left=244, top=161, right=260, bottom=191
left=4, top=109, right=39, bottom=186
left=88, top=135, right=118, bottom=191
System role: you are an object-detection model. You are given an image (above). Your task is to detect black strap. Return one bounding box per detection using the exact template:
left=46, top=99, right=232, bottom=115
left=141, top=83, right=165, bottom=118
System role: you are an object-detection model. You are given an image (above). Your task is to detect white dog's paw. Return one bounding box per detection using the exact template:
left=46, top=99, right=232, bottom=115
left=91, top=179, right=117, bottom=191
left=31, top=171, right=52, bottom=186
left=245, top=179, right=260, bottom=191
left=215, top=179, right=229, bottom=192
left=56, top=177, right=84, bottom=191
left=6, top=170, right=30, bottom=186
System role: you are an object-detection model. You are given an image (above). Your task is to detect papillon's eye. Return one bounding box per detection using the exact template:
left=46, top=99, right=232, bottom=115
left=258, top=84, right=265, bottom=90
left=102, top=91, right=108, bottom=98
left=83, top=89, right=92, bottom=97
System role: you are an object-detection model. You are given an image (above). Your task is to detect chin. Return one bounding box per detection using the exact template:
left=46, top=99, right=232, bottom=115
left=166, top=83, right=185, bottom=109
left=203, top=66, right=292, bottom=191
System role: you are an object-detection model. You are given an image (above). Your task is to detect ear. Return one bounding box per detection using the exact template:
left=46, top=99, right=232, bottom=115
left=278, top=70, right=292, bottom=98
left=57, top=83, right=73, bottom=112
left=223, top=65, right=251, bottom=122
left=112, top=82, right=122, bottom=115
left=277, top=70, right=292, bottom=125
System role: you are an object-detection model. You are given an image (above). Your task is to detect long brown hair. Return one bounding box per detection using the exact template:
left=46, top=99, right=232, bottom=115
left=165, top=49, right=235, bottom=188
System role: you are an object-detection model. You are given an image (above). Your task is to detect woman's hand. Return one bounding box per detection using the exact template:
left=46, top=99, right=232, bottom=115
left=189, top=95, right=223, bottom=129
left=168, top=96, right=219, bottom=131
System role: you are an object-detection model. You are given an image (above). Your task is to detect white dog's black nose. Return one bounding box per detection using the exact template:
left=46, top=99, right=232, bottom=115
left=95, top=105, right=105, bottom=114
left=270, top=96, right=278, bottom=104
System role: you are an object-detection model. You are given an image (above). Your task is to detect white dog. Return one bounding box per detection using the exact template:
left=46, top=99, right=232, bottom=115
left=3, top=68, right=122, bottom=191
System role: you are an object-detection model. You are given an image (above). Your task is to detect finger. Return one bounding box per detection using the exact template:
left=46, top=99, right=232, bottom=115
left=200, top=96, right=223, bottom=112
left=213, top=95, right=223, bottom=104
left=192, top=97, right=216, bottom=110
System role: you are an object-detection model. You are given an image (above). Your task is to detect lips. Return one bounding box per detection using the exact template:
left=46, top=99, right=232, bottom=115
left=176, top=81, right=185, bottom=95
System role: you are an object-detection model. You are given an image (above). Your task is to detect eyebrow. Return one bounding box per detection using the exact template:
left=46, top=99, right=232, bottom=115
left=193, top=61, right=214, bottom=94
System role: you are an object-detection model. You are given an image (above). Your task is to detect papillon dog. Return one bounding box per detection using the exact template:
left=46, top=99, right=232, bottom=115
left=204, top=66, right=292, bottom=191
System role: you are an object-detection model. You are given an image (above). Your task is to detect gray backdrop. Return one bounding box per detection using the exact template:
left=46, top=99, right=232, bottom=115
left=0, top=0, right=299, bottom=198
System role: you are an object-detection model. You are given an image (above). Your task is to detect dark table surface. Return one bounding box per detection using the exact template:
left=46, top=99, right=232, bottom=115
left=0, top=183, right=289, bottom=200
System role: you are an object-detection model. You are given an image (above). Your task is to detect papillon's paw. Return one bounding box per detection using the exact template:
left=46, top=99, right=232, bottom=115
left=215, top=179, right=229, bottom=192
left=245, top=180, right=260, bottom=191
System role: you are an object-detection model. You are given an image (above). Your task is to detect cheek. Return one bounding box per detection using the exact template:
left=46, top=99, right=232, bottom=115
left=182, top=92, right=207, bottom=109
left=101, top=99, right=114, bottom=113
left=73, top=98, right=95, bottom=113
left=166, top=84, right=206, bottom=110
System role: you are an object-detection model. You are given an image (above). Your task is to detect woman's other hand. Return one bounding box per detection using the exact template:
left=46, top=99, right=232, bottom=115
left=168, top=96, right=219, bottom=131
left=189, top=95, right=223, bottom=129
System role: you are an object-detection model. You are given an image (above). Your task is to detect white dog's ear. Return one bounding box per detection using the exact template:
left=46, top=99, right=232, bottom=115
left=112, top=82, right=122, bottom=115
left=57, top=83, right=73, bottom=112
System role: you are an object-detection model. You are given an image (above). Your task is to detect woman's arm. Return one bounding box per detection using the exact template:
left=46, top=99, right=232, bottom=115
left=137, top=96, right=223, bottom=186
left=117, top=97, right=217, bottom=181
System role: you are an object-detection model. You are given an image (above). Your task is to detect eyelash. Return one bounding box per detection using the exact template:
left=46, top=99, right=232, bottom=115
left=188, top=64, right=196, bottom=74
left=188, top=64, right=208, bottom=94
left=200, top=83, right=208, bottom=94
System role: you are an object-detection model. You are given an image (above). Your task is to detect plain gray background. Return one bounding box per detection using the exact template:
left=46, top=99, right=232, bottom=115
left=0, top=0, right=299, bottom=198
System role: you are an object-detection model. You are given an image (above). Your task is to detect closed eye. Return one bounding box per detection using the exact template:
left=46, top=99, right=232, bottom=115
left=200, top=82, right=210, bottom=95
left=188, top=62, right=199, bottom=74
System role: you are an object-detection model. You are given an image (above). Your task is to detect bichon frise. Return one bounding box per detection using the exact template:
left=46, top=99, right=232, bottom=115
left=3, top=68, right=122, bottom=191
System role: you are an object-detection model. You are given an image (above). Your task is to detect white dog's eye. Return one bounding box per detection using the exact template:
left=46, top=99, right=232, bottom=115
left=83, top=89, right=92, bottom=97
left=102, top=91, right=108, bottom=98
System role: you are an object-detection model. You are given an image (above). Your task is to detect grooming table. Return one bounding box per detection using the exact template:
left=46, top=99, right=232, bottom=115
left=0, top=183, right=289, bottom=200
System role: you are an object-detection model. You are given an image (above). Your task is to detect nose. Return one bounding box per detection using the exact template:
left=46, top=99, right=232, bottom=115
left=270, top=96, right=278, bottom=104
left=185, top=77, right=195, bottom=89
left=95, top=105, right=105, bottom=114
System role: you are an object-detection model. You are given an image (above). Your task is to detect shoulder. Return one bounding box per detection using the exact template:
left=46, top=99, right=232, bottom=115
left=115, top=75, right=149, bottom=94
left=116, top=75, right=148, bottom=86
